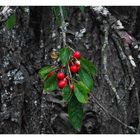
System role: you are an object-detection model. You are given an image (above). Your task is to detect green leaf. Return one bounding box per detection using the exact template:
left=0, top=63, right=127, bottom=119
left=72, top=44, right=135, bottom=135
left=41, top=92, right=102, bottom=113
left=62, top=86, right=71, bottom=102
left=80, top=57, right=96, bottom=76
left=68, top=95, right=84, bottom=132
left=74, top=82, right=89, bottom=103
left=79, top=6, right=85, bottom=12
left=59, top=47, right=71, bottom=66
left=5, top=13, right=16, bottom=30
left=44, top=74, right=57, bottom=92
left=38, top=66, right=55, bottom=80
left=79, top=69, right=94, bottom=90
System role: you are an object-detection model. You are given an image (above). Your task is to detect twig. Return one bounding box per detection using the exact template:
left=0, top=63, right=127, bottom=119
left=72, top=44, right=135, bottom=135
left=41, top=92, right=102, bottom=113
left=90, top=94, right=136, bottom=133
left=70, top=77, right=78, bottom=83
left=102, top=21, right=120, bottom=103
left=68, top=62, right=72, bottom=81
left=67, top=45, right=75, bottom=52
left=59, top=6, right=66, bottom=47
left=59, top=6, right=76, bottom=54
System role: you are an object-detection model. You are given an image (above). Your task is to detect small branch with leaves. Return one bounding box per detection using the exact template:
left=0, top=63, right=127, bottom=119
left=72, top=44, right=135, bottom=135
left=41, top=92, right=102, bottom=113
left=39, top=46, right=96, bottom=132
left=38, top=6, right=96, bottom=132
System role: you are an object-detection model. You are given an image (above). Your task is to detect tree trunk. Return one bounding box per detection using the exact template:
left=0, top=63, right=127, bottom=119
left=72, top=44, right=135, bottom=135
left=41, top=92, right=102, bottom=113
left=0, top=6, right=140, bottom=134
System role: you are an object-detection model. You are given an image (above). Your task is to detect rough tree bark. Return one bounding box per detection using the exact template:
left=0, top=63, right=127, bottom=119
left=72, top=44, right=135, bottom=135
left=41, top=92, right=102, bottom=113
left=0, top=6, right=140, bottom=134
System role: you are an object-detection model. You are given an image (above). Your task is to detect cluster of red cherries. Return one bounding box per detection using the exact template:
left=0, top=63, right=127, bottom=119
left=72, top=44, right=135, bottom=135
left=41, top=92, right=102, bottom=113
left=58, top=51, right=81, bottom=90
left=49, top=51, right=81, bottom=91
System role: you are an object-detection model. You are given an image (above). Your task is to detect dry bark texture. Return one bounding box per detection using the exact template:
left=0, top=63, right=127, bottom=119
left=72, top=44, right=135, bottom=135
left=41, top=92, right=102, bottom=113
left=0, top=6, right=140, bottom=134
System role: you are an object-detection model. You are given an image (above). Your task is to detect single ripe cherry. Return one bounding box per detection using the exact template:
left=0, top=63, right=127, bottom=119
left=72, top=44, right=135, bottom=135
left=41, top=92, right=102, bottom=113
left=47, top=71, right=55, bottom=78
left=57, top=72, right=65, bottom=80
left=73, top=51, right=81, bottom=59
left=70, top=84, right=74, bottom=91
left=70, top=65, right=78, bottom=73
left=58, top=80, right=67, bottom=89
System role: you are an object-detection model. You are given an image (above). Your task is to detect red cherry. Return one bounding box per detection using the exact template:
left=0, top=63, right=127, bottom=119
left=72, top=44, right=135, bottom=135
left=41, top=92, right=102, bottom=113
left=70, top=84, right=74, bottom=91
left=70, top=65, right=78, bottom=73
left=57, top=72, right=65, bottom=80
left=77, top=65, right=80, bottom=71
left=73, top=51, right=81, bottom=59
left=47, top=71, right=55, bottom=78
left=58, top=80, right=67, bottom=89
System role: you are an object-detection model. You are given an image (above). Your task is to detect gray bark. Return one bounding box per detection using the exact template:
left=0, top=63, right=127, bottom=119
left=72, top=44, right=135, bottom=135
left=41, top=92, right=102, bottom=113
left=0, top=6, right=140, bottom=134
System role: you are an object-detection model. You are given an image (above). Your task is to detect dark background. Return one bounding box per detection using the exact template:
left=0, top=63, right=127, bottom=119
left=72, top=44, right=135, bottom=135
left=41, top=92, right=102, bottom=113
left=0, top=6, right=140, bottom=134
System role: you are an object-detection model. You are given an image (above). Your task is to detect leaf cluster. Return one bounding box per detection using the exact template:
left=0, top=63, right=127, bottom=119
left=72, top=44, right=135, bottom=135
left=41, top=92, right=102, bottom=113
left=39, top=47, right=96, bottom=131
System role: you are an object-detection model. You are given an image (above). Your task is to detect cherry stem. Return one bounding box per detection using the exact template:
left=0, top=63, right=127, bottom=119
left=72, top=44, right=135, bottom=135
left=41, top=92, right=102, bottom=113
left=53, top=65, right=65, bottom=72
left=59, top=7, right=75, bottom=53
left=68, top=46, right=75, bottom=52
left=69, top=77, right=78, bottom=83
left=68, top=63, right=72, bottom=84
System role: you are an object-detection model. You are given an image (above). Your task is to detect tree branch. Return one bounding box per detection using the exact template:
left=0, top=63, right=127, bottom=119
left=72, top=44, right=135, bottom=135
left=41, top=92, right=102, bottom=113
left=59, top=6, right=66, bottom=47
